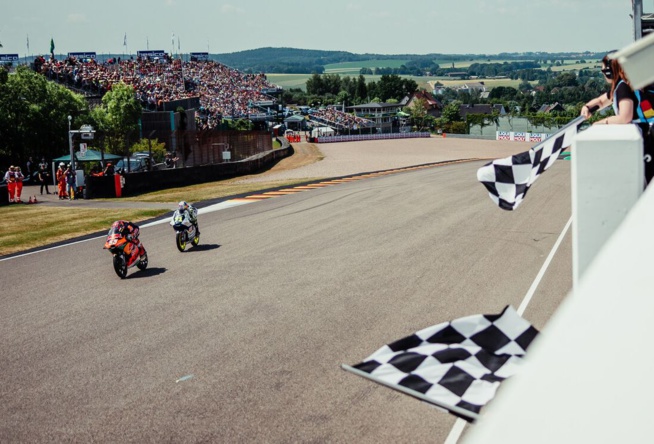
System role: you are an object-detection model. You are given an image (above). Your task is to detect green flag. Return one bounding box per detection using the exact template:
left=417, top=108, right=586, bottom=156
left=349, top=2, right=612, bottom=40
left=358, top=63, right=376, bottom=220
left=50, top=38, right=55, bottom=54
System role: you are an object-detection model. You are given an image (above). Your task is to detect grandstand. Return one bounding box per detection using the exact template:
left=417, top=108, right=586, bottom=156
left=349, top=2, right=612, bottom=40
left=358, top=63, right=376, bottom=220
left=307, top=107, right=375, bottom=134
left=33, top=54, right=282, bottom=129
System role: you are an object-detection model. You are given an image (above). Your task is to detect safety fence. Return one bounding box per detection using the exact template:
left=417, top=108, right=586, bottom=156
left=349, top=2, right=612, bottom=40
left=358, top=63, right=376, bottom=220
left=315, top=132, right=431, bottom=144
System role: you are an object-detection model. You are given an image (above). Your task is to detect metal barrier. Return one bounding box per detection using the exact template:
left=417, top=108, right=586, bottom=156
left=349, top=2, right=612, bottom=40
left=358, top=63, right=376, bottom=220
left=571, top=125, right=644, bottom=286
left=315, top=132, right=431, bottom=143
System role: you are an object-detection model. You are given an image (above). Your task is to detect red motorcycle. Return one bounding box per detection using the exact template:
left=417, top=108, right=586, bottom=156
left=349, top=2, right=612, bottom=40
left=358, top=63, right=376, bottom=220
left=103, top=225, right=148, bottom=278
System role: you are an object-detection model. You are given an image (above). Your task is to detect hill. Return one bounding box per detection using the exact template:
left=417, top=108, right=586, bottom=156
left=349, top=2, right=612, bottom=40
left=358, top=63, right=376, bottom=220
left=212, top=47, right=606, bottom=74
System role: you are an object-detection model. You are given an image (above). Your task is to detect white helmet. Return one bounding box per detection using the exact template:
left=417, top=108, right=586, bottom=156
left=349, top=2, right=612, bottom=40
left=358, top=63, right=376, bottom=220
left=178, top=201, right=189, bottom=212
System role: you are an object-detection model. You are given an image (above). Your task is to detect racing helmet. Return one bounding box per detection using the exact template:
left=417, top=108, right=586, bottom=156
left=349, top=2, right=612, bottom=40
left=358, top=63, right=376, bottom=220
left=178, top=201, right=189, bottom=212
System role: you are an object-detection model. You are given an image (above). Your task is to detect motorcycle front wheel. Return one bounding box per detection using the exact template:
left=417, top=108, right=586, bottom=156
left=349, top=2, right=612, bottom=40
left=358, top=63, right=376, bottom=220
left=191, top=232, right=200, bottom=247
left=176, top=232, right=187, bottom=252
left=136, top=251, right=148, bottom=270
left=113, top=254, right=128, bottom=279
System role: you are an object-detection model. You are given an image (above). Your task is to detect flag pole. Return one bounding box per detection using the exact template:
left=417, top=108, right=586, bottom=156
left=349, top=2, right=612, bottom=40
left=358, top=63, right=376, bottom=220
left=340, top=364, right=481, bottom=422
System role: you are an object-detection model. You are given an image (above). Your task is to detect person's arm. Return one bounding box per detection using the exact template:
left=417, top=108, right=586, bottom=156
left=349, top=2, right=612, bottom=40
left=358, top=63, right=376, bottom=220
left=604, top=97, right=635, bottom=124
left=581, top=92, right=610, bottom=118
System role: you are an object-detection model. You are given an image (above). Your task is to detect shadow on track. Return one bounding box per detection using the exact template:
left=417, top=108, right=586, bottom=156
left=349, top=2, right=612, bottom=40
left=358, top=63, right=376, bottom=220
left=128, top=267, right=167, bottom=279
left=186, top=244, right=221, bottom=252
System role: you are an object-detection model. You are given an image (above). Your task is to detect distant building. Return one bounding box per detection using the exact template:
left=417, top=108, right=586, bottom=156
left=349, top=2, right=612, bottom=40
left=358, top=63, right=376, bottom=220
left=537, top=102, right=565, bottom=113
left=347, top=102, right=404, bottom=133
left=432, top=81, right=447, bottom=96
left=457, top=82, right=487, bottom=93
left=404, top=90, right=443, bottom=117
left=458, top=103, right=506, bottom=119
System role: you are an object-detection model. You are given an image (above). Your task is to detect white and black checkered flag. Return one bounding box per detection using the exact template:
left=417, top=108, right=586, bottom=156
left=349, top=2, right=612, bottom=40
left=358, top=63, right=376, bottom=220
left=342, top=306, right=538, bottom=422
left=477, top=116, right=586, bottom=210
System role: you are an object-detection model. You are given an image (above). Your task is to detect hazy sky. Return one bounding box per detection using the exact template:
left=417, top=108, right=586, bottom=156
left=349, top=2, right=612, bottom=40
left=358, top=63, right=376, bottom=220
left=0, top=0, right=638, bottom=56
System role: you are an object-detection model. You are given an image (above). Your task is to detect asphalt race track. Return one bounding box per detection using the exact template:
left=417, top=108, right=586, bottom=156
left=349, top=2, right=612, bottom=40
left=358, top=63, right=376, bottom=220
left=0, top=160, right=573, bottom=443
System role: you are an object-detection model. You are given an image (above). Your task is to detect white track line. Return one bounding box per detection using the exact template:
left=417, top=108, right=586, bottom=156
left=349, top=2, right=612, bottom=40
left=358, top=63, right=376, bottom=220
left=0, top=200, right=253, bottom=262
left=444, top=216, right=572, bottom=444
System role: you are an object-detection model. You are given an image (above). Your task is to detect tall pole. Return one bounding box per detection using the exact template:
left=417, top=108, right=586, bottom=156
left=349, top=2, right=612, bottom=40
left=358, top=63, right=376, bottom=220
left=634, top=0, right=643, bottom=40
left=68, top=115, right=75, bottom=171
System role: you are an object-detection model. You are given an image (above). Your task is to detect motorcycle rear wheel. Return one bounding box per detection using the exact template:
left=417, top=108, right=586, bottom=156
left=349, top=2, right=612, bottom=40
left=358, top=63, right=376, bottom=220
left=113, top=254, right=128, bottom=279
left=176, top=232, right=186, bottom=252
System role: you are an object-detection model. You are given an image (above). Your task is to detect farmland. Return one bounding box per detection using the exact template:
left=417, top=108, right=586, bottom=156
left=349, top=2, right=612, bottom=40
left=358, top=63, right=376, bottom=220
left=268, top=57, right=601, bottom=92
left=266, top=73, right=532, bottom=92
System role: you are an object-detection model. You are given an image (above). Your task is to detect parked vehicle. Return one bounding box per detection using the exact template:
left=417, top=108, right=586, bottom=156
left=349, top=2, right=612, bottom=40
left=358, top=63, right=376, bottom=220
left=114, top=157, right=149, bottom=173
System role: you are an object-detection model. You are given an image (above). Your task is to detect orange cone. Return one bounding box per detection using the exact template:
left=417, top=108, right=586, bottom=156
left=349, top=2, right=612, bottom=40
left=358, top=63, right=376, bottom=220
left=28, top=196, right=33, bottom=204
left=33, top=196, right=38, bottom=203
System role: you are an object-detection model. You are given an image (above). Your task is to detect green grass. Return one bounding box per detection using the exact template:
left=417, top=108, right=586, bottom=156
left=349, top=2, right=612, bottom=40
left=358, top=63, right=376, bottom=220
left=323, top=59, right=410, bottom=73
left=1, top=177, right=322, bottom=257
left=0, top=206, right=168, bottom=256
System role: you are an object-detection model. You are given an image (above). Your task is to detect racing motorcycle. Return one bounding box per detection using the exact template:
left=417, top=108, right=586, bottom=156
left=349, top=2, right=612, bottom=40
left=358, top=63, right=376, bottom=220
left=170, top=209, right=200, bottom=252
left=103, top=225, right=148, bottom=278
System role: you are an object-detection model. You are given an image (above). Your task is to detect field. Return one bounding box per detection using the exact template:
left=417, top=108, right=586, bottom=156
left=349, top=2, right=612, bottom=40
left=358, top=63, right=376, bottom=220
left=267, top=58, right=600, bottom=92
left=265, top=73, right=529, bottom=92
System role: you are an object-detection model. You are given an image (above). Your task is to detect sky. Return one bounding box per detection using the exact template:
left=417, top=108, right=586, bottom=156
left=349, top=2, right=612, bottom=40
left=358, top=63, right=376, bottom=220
left=0, top=0, right=639, bottom=57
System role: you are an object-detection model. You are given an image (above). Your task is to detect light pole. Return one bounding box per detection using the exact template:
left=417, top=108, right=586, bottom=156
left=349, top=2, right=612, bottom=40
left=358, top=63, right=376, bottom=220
left=67, top=115, right=74, bottom=171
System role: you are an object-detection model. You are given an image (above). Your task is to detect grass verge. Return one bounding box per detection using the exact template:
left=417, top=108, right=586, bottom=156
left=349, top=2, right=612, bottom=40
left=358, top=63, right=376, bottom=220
left=0, top=206, right=168, bottom=257
left=1, top=178, right=323, bottom=257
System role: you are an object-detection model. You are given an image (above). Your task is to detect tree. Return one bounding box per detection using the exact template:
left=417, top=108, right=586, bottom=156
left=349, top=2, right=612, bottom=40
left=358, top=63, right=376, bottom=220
left=131, top=138, right=167, bottom=162
left=0, top=66, right=88, bottom=166
left=441, top=101, right=462, bottom=123
left=91, top=82, right=142, bottom=156
left=406, top=98, right=428, bottom=131
left=306, top=73, right=325, bottom=95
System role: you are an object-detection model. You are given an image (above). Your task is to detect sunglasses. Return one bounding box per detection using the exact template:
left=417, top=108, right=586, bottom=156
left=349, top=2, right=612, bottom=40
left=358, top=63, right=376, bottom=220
left=601, top=68, right=613, bottom=79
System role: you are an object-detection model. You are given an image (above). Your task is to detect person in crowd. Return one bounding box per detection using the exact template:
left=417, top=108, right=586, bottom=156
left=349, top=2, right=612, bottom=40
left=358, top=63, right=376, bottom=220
left=90, top=164, right=103, bottom=176
left=176, top=200, right=200, bottom=234
left=14, top=166, right=25, bottom=203
left=581, top=53, right=653, bottom=184
left=65, top=164, right=77, bottom=200
left=164, top=152, right=179, bottom=168
left=103, top=162, right=115, bottom=176
left=38, top=165, right=51, bottom=194
left=26, top=157, right=34, bottom=177
left=4, top=166, right=17, bottom=203
left=38, top=157, right=48, bottom=171
left=56, top=162, right=67, bottom=200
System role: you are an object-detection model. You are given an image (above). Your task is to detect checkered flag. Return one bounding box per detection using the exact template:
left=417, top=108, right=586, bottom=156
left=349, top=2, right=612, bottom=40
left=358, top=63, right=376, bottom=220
left=477, top=116, right=585, bottom=210
left=342, top=306, right=538, bottom=422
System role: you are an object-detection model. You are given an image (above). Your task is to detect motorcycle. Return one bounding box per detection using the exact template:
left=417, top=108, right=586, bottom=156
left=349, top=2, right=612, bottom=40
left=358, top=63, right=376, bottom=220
left=170, top=209, right=200, bottom=252
left=103, top=226, right=148, bottom=278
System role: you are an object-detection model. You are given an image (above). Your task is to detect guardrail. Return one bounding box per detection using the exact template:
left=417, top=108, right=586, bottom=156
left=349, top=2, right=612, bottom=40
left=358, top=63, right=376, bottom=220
left=315, top=132, right=431, bottom=143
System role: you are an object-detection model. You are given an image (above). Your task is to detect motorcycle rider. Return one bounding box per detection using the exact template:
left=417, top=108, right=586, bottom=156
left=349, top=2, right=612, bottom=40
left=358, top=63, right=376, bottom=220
left=176, top=201, right=200, bottom=235
left=111, top=220, right=145, bottom=265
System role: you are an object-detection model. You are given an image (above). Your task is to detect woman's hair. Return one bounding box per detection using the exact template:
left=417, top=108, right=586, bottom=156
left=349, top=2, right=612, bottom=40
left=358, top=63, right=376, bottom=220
left=603, top=52, right=631, bottom=100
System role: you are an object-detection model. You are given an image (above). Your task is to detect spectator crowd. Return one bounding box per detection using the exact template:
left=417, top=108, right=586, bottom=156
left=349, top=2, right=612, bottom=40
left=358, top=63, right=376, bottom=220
left=309, top=107, right=374, bottom=131
left=34, top=54, right=280, bottom=129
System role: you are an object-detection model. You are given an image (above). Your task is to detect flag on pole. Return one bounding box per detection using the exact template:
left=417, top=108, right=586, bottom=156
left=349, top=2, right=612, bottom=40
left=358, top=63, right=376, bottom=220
left=342, top=306, right=538, bottom=422
left=26, top=35, right=29, bottom=52
left=123, top=33, right=127, bottom=47
left=477, top=116, right=586, bottom=211
left=178, top=35, right=180, bottom=51
left=50, top=38, right=55, bottom=54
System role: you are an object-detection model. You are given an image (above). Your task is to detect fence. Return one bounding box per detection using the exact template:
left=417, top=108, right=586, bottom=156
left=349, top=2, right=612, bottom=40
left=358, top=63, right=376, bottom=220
left=137, top=125, right=272, bottom=168
left=315, top=132, right=431, bottom=144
